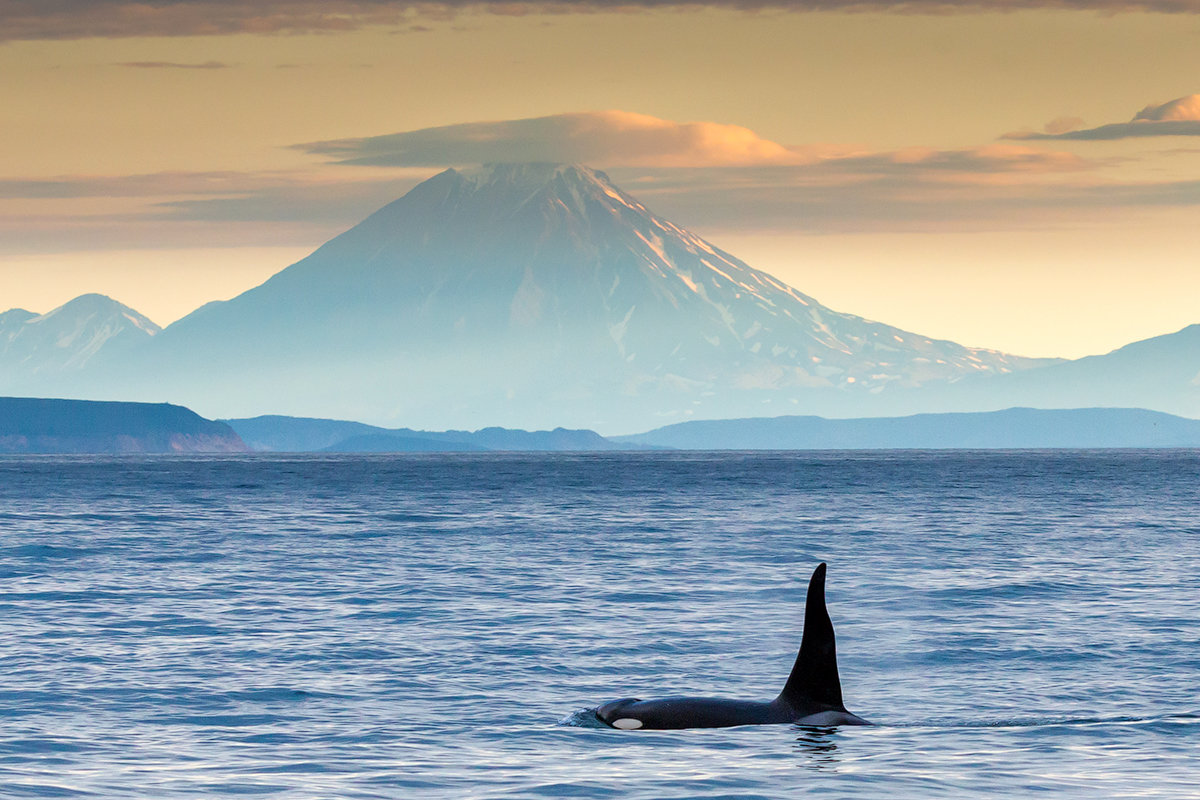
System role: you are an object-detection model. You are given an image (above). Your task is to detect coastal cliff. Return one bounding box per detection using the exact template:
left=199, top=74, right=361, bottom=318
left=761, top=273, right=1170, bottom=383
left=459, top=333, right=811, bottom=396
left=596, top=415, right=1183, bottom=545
left=0, top=397, right=248, bottom=454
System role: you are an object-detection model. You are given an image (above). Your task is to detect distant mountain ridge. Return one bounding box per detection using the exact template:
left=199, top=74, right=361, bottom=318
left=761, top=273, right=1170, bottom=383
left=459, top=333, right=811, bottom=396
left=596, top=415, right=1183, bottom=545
left=896, top=324, right=1200, bottom=420
left=230, top=407, right=1200, bottom=452
left=0, top=163, right=1053, bottom=432
left=617, top=407, right=1200, bottom=450
left=2, top=163, right=1197, bottom=429
left=6, top=401, right=1197, bottom=452
left=225, top=414, right=630, bottom=452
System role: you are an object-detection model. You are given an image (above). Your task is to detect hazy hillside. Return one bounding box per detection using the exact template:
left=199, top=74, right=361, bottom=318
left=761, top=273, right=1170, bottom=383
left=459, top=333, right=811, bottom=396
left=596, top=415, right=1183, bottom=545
left=225, top=414, right=629, bottom=452
left=616, top=407, right=1200, bottom=450
left=906, top=325, right=1200, bottom=420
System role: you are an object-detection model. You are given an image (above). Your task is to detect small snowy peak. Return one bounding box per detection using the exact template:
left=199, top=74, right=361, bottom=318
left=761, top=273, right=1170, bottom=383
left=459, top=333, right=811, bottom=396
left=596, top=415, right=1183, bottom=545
left=456, top=162, right=595, bottom=185
left=0, top=308, right=37, bottom=337
left=361, top=162, right=649, bottom=246
left=35, top=293, right=161, bottom=334
left=446, top=163, right=649, bottom=223
left=451, top=163, right=623, bottom=208
left=0, top=308, right=36, bottom=323
left=1, top=293, right=160, bottom=375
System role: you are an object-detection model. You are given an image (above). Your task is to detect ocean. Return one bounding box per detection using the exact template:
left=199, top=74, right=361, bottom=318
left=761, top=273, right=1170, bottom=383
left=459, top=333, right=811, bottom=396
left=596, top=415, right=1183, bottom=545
left=1, top=451, right=1197, bottom=798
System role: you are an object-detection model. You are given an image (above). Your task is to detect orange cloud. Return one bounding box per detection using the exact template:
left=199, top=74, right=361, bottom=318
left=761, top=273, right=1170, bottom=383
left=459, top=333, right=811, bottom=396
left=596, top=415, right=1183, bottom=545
left=1043, top=116, right=1086, bottom=135
left=0, top=112, right=1138, bottom=253
left=889, top=144, right=1089, bottom=173
left=297, top=110, right=818, bottom=168
left=1006, top=94, right=1200, bottom=140
left=114, top=60, right=232, bottom=69
left=1134, top=94, right=1200, bottom=122
left=299, top=111, right=1093, bottom=176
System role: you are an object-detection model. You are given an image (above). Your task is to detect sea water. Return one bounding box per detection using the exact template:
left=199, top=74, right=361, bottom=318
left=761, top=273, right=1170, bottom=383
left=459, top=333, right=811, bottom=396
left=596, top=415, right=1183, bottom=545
left=1, top=451, right=1197, bottom=798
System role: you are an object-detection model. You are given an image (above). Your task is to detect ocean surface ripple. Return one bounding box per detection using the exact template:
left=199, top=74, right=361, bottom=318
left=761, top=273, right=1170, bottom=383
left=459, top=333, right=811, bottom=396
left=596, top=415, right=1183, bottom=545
left=1, top=451, right=1197, bottom=798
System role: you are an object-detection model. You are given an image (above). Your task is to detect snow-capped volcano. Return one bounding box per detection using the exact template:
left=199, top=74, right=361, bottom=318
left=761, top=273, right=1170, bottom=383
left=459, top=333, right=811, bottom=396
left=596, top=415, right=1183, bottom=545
left=0, top=294, right=159, bottom=390
left=5, top=164, right=1052, bottom=430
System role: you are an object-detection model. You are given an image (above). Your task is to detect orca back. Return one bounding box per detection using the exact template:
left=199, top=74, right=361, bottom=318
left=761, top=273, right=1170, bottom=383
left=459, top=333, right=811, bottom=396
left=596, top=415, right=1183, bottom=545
left=778, top=562, right=846, bottom=713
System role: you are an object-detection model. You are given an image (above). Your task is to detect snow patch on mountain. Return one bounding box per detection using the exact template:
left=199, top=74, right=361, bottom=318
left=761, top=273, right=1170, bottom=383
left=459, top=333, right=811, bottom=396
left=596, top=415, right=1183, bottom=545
left=0, top=294, right=160, bottom=378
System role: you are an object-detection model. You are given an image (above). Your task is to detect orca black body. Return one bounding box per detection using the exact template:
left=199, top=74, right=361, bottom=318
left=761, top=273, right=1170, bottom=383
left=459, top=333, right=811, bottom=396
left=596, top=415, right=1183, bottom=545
left=594, top=563, right=869, bottom=730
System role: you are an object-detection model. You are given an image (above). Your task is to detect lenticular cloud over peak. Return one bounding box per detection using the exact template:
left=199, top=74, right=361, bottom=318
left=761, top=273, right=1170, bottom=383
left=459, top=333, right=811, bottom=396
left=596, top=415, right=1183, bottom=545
left=296, top=110, right=804, bottom=169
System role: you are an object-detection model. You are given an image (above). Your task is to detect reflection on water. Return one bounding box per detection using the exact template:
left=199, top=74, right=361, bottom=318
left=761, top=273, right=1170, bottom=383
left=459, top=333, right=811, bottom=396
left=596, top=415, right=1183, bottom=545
left=793, top=726, right=839, bottom=770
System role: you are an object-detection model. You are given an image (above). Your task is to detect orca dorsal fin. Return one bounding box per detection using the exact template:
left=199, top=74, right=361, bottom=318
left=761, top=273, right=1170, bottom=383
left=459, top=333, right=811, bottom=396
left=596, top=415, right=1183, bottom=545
left=778, top=562, right=846, bottom=712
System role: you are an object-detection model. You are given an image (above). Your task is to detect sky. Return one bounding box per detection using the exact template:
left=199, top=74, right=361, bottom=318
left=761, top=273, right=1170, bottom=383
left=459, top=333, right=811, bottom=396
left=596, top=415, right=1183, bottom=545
left=1, top=0, right=1198, bottom=359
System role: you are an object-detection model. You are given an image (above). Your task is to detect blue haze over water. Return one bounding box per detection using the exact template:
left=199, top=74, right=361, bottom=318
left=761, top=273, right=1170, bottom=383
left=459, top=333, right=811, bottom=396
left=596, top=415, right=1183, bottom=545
left=1, top=451, right=1198, bottom=798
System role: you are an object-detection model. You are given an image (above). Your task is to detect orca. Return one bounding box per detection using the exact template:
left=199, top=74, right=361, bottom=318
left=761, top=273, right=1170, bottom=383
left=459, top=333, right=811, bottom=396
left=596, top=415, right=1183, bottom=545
left=594, top=563, right=869, bottom=730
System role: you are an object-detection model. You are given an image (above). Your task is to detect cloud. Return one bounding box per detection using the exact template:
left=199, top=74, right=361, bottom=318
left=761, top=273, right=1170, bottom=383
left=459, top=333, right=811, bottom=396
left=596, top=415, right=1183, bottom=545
left=0, top=127, right=1104, bottom=258
left=297, top=110, right=1090, bottom=176
left=1042, top=116, right=1086, bottom=135
left=0, top=171, right=294, bottom=199
left=0, top=108, right=1184, bottom=257
left=1, top=110, right=1102, bottom=255
left=832, top=144, right=1089, bottom=175
left=0, top=168, right=430, bottom=254
left=152, top=179, right=426, bottom=223
left=602, top=143, right=1102, bottom=233
left=176, top=144, right=1097, bottom=231
left=612, top=166, right=1200, bottom=234
left=1134, top=94, right=1200, bottom=122
left=0, top=169, right=431, bottom=220
left=1006, top=94, right=1200, bottom=140
left=4, top=1, right=1200, bottom=42
left=115, top=60, right=232, bottom=69
left=1, top=154, right=1194, bottom=255
left=297, top=110, right=808, bottom=168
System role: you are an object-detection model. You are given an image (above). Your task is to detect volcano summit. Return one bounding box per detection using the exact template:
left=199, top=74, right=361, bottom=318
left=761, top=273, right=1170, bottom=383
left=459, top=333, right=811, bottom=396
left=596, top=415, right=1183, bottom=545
left=7, top=164, right=1050, bottom=431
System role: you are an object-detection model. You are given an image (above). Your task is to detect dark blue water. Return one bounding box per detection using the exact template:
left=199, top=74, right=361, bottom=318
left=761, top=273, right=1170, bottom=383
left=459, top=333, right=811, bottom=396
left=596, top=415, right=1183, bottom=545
left=1, top=451, right=1198, bottom=798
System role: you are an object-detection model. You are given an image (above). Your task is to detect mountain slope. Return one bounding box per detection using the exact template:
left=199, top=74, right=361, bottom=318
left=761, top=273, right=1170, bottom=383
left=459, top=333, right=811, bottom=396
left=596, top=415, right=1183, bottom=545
left=77, top=163, right=1048, bottom=431
left=859, top=324, right=1200, bottom=420
left=989, top=324, right=1200, bottom=417
left=156, top=164, right=1043, bottom=381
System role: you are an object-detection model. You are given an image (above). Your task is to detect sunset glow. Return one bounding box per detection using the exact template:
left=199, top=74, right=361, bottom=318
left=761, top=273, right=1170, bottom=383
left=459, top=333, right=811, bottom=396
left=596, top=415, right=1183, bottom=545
left=3, top=4, right=1199, bottom=358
